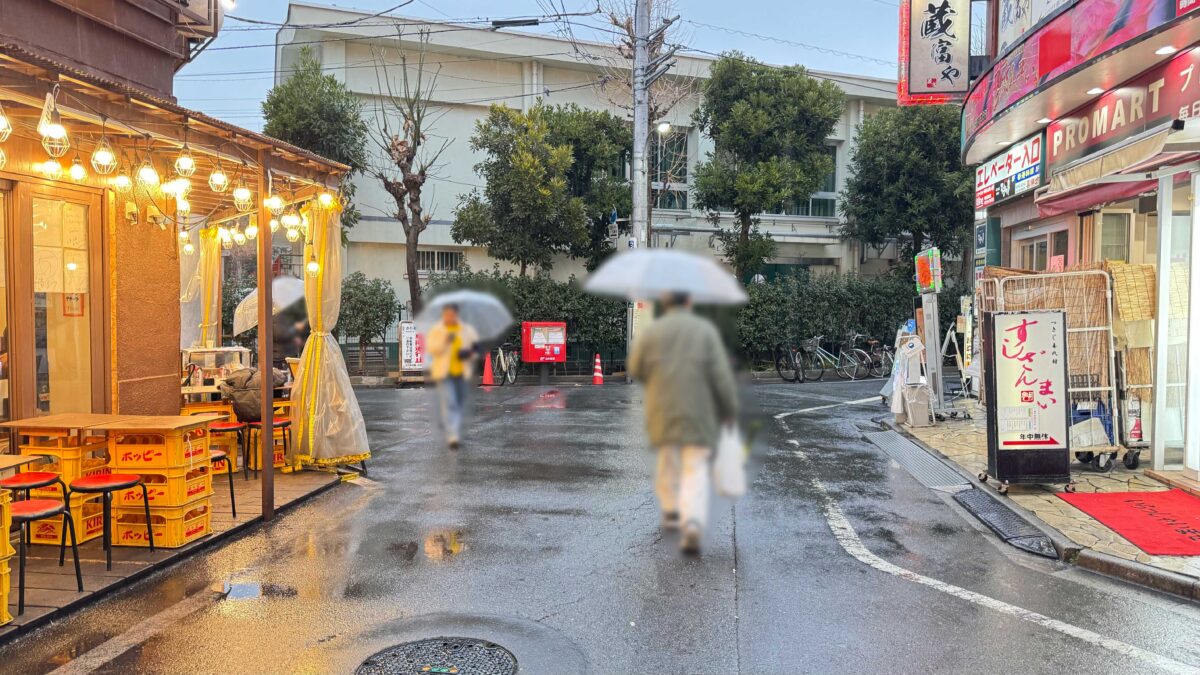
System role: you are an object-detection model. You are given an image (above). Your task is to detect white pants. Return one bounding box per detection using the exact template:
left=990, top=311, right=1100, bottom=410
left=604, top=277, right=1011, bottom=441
left=655, top=445, right=712, bottom=529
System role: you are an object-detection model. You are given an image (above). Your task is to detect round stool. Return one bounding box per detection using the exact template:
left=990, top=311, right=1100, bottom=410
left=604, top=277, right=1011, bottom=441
left=208, top=420, right=248, bottom=481
left=69, top=474, right=155, bottom=570
left=247, top=417, right=291, bottom=475
left=211, top=449, right=237, bottom=518
left=0, top=470, right=66, bottom=500
left=11, top=499, right=83, bottom=615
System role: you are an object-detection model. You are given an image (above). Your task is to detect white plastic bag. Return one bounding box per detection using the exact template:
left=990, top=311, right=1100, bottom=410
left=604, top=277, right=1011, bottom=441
left=713, top=424, right=747, bottom=498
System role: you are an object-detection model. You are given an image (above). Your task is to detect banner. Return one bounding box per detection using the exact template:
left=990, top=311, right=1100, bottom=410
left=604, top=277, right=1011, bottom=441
left=400, top=321, right=424, bottom=371
left=899, top=0, right=971, bottom=104
left=975, top=133, right=1044, bottom=208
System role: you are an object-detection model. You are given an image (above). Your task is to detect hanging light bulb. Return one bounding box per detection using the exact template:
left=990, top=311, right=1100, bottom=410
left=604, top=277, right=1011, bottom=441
left=232, top=226, right=247, bottom=246
left=245, top=221, right=259, bottom=240
left=161, top=174, right=180, bottom=197
left=178, top=229, right=190, bottom=242
left=174, top=145, right=196, bottom=177
left=318, top=192, right=335, bottom=208
left=41, top=159, right=64, bottom=179
left=269, top=218, right=280, bottom=233
left=232, top=180, right=252, bottom=212
left=281, top=210, right=301, bottom=229
left=0, top=101, right=11, bottom=142
left=39, top=92, right=70, bottom=158
left=264, top=194, right=284, bottom=215
left=137, top=158, right=160, bottom=187
left=183, top=240, right=196, bottom=255
left=286, top=227, right=301, bottom=242
left=306, top=259, right=320, bottom=277
left=208, top=163, right=229, bottom=193
left=218, top=227, right=233, bottom=250
left=90, top=117, right=117, bottom=174
left=68, top=155, right=87, bottom=181
left=176, top=197, right=191, bottom=217
left=112, top=166, right=132, bottom=192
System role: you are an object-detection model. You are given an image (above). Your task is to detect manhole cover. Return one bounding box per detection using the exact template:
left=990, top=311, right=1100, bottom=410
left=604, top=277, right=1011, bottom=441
left=357, top=637, right=518, bottom=675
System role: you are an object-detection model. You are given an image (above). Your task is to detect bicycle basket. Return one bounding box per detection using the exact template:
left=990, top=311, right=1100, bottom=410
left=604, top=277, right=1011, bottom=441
left=801, top=338, right=820, bottom=351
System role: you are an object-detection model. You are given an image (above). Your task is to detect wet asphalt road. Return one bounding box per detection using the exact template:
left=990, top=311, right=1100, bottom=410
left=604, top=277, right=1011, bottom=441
left=3, top=380, right=1200, bottom=674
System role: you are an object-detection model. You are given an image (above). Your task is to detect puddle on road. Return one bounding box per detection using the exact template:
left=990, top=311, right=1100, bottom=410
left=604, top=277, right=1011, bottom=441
left=218, top=582, right=299, bottom=601
left=522, top=390, right=567, bottom=411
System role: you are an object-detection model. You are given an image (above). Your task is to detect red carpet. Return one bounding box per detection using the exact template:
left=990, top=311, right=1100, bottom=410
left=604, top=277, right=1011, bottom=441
left=1058, top=489, right=1200, bottom=555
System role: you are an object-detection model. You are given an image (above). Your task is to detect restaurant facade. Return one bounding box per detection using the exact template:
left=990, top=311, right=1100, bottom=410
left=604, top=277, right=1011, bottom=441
left=953, top=0, right=1200, bottom=480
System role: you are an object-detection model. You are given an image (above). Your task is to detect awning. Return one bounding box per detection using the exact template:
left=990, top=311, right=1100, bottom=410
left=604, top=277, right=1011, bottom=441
left=1036, top=126, right=1196, bottom=217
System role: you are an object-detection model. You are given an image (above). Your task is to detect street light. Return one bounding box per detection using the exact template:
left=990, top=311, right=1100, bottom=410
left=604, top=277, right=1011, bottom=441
left=657, top=121, right=672, bottom=134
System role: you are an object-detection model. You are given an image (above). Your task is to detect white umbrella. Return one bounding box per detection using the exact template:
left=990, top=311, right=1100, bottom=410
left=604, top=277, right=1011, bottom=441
left=232, top=276, right=307, bottom=336
left=585, top=249, right=748, bottom=305
left=416, top=289, right=514, bottom=341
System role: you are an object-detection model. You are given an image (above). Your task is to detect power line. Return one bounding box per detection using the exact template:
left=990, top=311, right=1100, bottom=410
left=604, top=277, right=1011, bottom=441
left=677, top=46, right=898, bottom=96
left=683, top=20, right=897, bottom=67
left=226, top=2, right=417, bottom=28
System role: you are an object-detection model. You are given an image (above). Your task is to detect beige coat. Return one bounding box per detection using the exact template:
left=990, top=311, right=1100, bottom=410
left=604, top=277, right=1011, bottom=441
left=425, top=320, right=480, bottom=381
left=628, top=308, right=739, bottom=449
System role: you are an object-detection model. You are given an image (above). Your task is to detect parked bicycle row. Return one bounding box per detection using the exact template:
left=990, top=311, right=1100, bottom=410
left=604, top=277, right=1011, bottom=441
left=772, top=333, right=894, bottom=382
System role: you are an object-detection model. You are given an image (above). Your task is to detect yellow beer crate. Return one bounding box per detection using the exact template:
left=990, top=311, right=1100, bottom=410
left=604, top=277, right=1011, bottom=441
left=112, top=498, right=212, bottom=548
left=109, top=428, right=208, bottom=471
left=0, top=556, right=11, bottom=627
left=0, top=489, right=12, bottom=559
left=29, top=494, right=105, bottom=546
left=20, top=436, right=111, bottom=498
left=112, top=465, right=212, bottom=509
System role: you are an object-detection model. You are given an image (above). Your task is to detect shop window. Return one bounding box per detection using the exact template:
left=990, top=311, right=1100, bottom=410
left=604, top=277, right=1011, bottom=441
left=1100, top=212, right=1131, bottom=263
left=31, top=197, right=92, bottom=414
left=1019, top=237, right=1048, bottom=271
left=1051, top=230, right=1069, bottom=265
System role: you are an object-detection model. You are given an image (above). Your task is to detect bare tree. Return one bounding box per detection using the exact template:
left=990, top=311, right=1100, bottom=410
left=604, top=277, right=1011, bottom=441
left=365, top=29, right=451, bottom=314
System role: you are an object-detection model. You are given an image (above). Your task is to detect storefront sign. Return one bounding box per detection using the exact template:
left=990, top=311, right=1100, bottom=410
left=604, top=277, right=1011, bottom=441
left=898, top=0, right=971, bottom=104
left=975, top=134, right=1044, bottom=208
left=991, top=311, right=1068, bottom=450
left=1182, top=0, right=1200, bottom=15
left=400, top=321, right=424, bottom=371
left=916, top=247, right=944, bottom=294
left=998, top=0, right=1071, bottom=53
left=1047, top=46, right=1200, bottom=169
left=964, top=0, right=1194, bottom=143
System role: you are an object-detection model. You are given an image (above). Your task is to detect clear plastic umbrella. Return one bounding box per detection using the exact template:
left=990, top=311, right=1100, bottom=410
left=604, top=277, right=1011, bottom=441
left=232, top=276, right=306, bottom=336
left=584, top=249, right=748, bottom=305
left=416, top=290, right=513, bottom=341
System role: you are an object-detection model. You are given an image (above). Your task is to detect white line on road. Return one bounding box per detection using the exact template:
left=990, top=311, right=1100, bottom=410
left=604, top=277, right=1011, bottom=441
left=785, top=441, right=1197, bottom=675
left=774, top=396, right=880, bottom=419
left=47, top=590, right=219, bottom=675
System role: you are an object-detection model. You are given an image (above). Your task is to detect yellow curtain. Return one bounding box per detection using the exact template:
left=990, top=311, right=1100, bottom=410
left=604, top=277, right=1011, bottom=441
left=198, top=228, right=221, bottom=347
left=290, top=203, right=370, bottom=466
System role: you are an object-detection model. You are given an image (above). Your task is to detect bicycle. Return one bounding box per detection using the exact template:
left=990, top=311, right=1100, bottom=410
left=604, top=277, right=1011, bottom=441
left=797, top=335, right=865, bottom=381
left=842, top=333, right=874, bottom=379
left=863, top=339, right=895, bottom=379
left=491, top=342, right=521, bottom=385
left=773, top=341, right=802, bottom=383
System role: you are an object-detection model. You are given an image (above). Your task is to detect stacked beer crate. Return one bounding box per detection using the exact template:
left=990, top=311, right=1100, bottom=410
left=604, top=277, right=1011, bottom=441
left=1, top=488, right=11, bottom=626
left=108, top=424, right=213, bottom=548
left=19, top=433, right=108, bottom=545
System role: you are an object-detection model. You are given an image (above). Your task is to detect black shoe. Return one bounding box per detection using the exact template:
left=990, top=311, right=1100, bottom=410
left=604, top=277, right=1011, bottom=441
left=680, top=521, right=702, bottom=555
left=661, top=511, right=681, bottom=530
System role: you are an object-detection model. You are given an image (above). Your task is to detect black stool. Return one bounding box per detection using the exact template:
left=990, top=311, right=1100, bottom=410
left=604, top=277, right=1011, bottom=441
left=211, top=449, right=236, bottom=518
left=68, top=474, right=154, bottom=570
left=11, top=499, right=83, bottom=615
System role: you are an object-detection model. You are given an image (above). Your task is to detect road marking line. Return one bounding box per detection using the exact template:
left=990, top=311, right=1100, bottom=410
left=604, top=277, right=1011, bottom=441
left=785, top=441, right=1196, bottom=675
left=774, top=396, right=880, bottom=419
left=47, top=590, right=219, bottom=675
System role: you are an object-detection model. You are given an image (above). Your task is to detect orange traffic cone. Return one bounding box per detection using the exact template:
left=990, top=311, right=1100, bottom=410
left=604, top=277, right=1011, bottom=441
left=592, top=354, right=604, bottom=385
left=481, top=352, right=495, bottom=386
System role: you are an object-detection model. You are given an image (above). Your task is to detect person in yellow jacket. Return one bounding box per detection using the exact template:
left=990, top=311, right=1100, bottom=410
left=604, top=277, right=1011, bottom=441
left=425, top=304, right=480, bottom=449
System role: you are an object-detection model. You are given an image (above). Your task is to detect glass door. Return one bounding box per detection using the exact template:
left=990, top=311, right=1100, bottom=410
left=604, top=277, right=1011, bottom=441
left=12, top=184, right=104, bottom=418
left=1153, top=176, right=1194, bottom=471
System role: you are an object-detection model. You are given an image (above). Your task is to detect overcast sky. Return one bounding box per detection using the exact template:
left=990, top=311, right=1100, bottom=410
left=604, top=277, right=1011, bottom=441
left=176, top=0, right=899, bottom=132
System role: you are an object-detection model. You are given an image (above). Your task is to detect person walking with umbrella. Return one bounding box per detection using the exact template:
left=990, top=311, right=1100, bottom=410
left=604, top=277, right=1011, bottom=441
left=418, top=290, right=514, bottom=450
left=587, top=250, right=745, bottom=555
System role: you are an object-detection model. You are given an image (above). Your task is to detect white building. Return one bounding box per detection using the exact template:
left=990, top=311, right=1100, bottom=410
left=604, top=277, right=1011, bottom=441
left=275, top=3, right=900, bottom=311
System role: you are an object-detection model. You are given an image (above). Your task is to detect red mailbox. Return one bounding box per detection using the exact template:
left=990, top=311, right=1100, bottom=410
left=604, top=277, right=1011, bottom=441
left=522, top=321, right=567, bottom=363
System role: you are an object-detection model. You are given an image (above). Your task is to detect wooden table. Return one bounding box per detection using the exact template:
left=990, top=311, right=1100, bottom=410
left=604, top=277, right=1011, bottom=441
left=87, top=415, right=222, bottom=433
left=0, top=454, right=42, bottom=474
left=0, top=413, right=140, bottom=432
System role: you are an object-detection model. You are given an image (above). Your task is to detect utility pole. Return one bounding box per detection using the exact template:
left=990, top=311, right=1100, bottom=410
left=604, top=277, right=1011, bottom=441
left=629, top=0, right=650, bottom=252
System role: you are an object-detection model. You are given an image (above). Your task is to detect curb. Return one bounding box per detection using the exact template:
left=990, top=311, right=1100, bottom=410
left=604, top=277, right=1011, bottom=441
left=883, top=419, right=1199, bottom=603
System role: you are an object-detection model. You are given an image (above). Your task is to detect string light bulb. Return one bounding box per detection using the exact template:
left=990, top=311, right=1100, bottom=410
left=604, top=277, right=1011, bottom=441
left=39, top=92, right=70, bottom=158
left=112, top=166, right=132, bottom=192
left=91, top=117, right=117, bottom=174
left=281, top=210, right=301, bottom=229
left=218, top=227, right=233, bottom=249
left=161, top=175, right=181, bottom=197
left=245, top=222, right=259, bottom=240
left=182, top=241, right=195, bottom=255
left=174, top=144, right=196, bottom=177
left=0, top=101, right=11, bottom=142
left=306, top=260, right=320, bottom=276
left=318, top=192, right=335, bottom=208
left=68, top=155, right=87, bottom=181
left=41, top=159, right=64, bottom=179
left=264, top=194, right=284, bottom=215
left=137, top=158, right=160, bottom=187
left=208, top=164, right=229, bottom=193
left=175, top=197, right=191, bottom=217
left=232, top=226, right=247, bottom=246
left=178, top=229, right=190, bottom=242
left=285, top=227, right=301, bottom=242
left=232, top=180, right=252, bottom=212
left=269, top=218, right=280, bottom=233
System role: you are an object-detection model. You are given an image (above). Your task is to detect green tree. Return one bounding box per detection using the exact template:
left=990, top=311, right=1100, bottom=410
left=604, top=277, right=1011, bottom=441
left=452, top=103, right=589, bottom=276
left=262, top=46, right=368, bottom=229
left=337, top=272, right=400, bottom=375
left=543, top=104, right=632, bottom=271
left=839, top=105, right=974, bottom=266
left=692, top=52, right=845, bottom=278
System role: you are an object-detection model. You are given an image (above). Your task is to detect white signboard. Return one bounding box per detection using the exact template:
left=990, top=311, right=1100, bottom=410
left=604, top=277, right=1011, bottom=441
left=992, top=311, right=1068, bottom=450
left=400, top=321, right=424, bottom=371
left=905, top=0, right=971, bottom=95
left=975, top=133, right=1043, bottom=209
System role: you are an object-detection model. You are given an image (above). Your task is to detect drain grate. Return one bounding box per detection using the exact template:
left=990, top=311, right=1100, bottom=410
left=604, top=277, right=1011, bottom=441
left=864, top=431, right=970, bottom=492
left=954, top=488, right=1058, bottom=559
left=357, top=638, right=518, bottom=675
